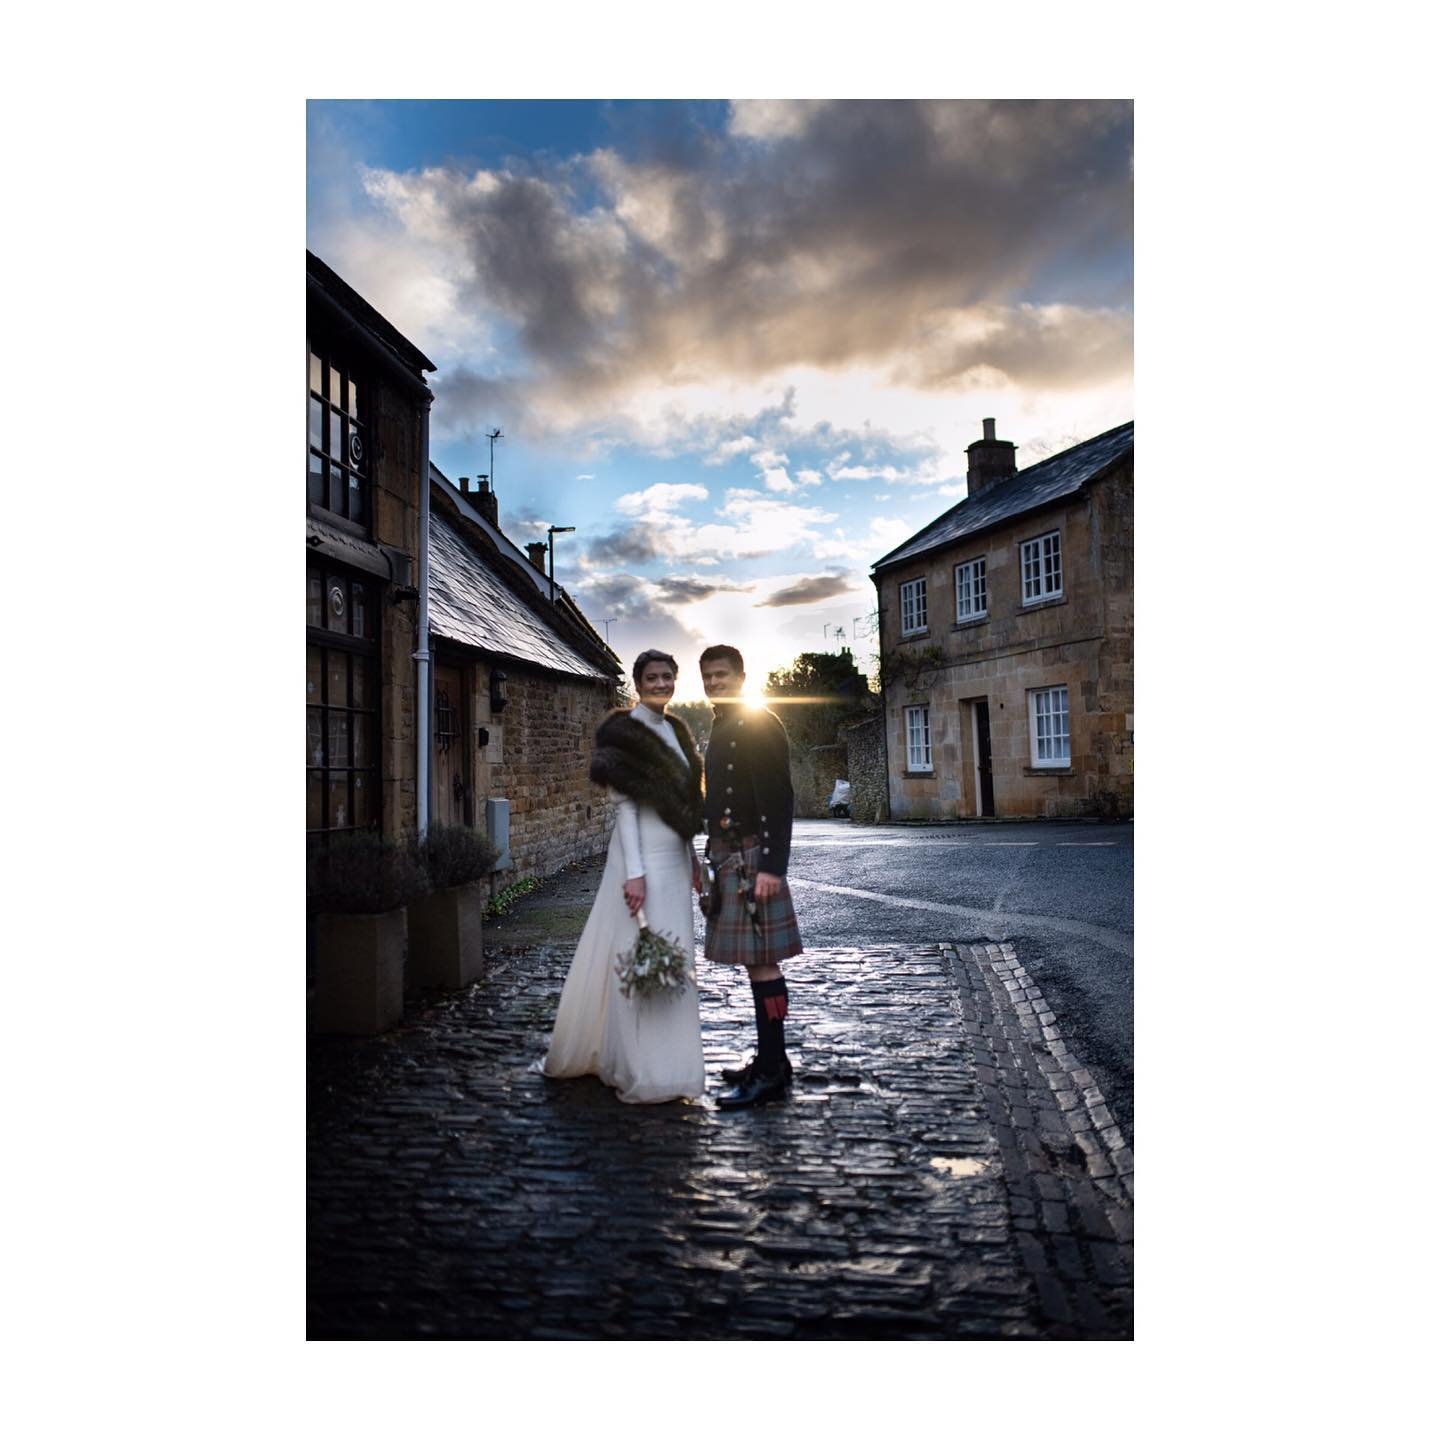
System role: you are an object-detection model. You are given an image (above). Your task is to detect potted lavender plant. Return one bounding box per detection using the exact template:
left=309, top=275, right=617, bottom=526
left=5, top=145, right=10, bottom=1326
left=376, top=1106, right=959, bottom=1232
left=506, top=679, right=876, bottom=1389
left=407, top=824, right=500, bottom=989
left=308, top=832, right=426, bottom=1035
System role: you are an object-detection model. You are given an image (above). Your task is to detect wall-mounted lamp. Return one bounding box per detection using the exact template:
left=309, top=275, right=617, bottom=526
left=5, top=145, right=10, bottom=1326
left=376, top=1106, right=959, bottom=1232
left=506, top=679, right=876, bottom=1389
left=490, top=669, right=508, bottom=713
left=476, top=726, right=491, bottom=750
left=546, top=524, right=576, bottom=602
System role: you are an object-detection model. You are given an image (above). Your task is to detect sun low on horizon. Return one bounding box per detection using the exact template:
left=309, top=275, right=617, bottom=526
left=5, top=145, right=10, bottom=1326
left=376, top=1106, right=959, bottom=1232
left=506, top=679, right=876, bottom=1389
left=308, top=99, right=1133, bottom=688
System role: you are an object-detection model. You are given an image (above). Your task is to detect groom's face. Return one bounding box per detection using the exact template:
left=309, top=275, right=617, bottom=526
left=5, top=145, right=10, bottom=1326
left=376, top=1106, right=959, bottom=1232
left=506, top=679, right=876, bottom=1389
left=700, top=657, right=744, bottom=701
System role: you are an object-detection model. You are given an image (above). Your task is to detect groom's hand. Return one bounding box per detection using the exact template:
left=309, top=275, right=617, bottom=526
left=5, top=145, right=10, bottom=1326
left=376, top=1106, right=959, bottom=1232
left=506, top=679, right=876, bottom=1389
left=753, top=871, right=782, bottom=902
left=623, top=877, right=646, bottom=916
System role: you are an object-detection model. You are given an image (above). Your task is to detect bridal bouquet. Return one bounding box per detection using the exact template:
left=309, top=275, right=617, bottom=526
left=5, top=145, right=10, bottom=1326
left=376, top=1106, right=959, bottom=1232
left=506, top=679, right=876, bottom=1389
left=615, top=908, right=693, bottom=1000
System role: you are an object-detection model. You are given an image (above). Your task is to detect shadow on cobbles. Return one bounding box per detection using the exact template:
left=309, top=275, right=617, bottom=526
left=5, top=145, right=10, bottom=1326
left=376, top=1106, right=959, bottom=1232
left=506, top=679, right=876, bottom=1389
left=308, top=932, right=1131, bottom=1340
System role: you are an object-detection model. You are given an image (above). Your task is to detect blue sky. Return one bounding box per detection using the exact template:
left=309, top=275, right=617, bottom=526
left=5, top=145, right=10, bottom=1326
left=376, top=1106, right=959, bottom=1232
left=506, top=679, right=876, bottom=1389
left=307, top=99, right=1133, bottom=700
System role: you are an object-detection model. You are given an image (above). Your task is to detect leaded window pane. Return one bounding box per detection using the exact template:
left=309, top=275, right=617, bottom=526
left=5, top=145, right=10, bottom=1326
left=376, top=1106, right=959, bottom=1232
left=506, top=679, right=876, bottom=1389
left=308, top=709, right=323, bottom=766
left=328, top=712, right=350, bottom=768
left=350, top=658, right=370, bottom=709
left=328, top=364, right=342, bottom=407
left=307, top=578, right=323, bottom=632
left=310, top=351, right=323, bottom=393
left=307, top=646, right=322, bottom=702
left=328, top=462, right=345, bottom=513
left=347, top=378, right=359, bottom=418
left=310, top=395, right=324, bottom=450
left=326, top=651, right=347, bottom=704
left=308, top=448, right=326, bottom=504
left=328, top=774, right=349, bottom=829
left=307, top=772, right=324, bottom=830
left=351, top=772, right=371, bottom=829
left=352, top=713, right=372, bottom=768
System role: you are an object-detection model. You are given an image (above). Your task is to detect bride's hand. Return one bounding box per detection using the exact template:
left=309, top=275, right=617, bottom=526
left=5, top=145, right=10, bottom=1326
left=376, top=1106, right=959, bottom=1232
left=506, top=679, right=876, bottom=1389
left=623, top=877, right=646, bottom=916
left=691, top=854, right=704, bottom=894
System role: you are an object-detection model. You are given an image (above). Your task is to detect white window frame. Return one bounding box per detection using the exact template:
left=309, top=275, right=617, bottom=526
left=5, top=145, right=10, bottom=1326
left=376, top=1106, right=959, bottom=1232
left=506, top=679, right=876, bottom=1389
left=1020, top=530, right=1063, bottom=604
left=904, top=705, right=933, bottom=772
left=899, top=576, right=928, bottom=636
left=954, top=557, right=988, bottom=621
left=1028, top=685, right=1071, bottom=768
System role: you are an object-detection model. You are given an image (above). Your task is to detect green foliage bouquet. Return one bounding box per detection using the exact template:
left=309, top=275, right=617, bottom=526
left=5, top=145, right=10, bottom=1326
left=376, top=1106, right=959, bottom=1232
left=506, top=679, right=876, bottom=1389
left=615, top=908, right=693, bottom=1000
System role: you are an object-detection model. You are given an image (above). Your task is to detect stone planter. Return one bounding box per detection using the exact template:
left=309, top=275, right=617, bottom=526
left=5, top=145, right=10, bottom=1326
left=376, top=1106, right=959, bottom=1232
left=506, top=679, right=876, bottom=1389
left=407, top=879, right=486, bottom=989
left=314, top=907, right=407, bottom=1035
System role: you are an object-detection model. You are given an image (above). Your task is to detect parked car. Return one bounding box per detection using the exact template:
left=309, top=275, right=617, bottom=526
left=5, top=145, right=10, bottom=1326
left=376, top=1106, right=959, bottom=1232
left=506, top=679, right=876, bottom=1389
left=826, top=779, right=852, bottom=819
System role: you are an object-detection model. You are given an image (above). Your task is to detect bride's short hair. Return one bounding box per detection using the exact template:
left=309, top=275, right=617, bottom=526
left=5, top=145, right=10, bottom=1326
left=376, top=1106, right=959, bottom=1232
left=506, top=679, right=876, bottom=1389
left=632, top=648, right=679, bottom=686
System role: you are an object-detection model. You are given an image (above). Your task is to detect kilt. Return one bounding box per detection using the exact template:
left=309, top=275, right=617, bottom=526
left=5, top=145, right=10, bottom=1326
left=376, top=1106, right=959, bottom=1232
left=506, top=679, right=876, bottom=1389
left=703, top=836, right=804, bottom=967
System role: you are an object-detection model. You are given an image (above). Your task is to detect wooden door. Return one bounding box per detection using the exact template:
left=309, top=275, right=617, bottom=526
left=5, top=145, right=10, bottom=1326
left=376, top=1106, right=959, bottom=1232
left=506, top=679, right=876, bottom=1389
left=433, top=663, right=468, bottom=827
left=975, top=701, right=995, bottom=817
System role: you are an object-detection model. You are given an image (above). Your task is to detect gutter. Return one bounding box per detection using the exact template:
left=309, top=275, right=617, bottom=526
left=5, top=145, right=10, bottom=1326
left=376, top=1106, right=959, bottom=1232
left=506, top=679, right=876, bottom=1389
left=415, top=401, right=433, bottom=836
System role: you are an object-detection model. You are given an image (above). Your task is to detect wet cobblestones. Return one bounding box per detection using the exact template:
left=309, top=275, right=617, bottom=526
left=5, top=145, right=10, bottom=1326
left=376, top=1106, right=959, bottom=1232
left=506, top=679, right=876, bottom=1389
left=309, top=936, right=1132, bottom=1340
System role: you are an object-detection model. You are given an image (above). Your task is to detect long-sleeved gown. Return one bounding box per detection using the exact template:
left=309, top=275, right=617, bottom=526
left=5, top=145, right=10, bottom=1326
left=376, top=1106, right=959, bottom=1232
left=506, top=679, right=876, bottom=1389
left=540, top=705, right=704, bottom=1104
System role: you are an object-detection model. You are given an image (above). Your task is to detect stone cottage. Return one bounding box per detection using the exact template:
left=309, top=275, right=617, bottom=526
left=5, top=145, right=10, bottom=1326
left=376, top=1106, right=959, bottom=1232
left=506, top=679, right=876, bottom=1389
left=871, top=419, right=1133, bottom=820
left=426, top=466, right=624, bottom=878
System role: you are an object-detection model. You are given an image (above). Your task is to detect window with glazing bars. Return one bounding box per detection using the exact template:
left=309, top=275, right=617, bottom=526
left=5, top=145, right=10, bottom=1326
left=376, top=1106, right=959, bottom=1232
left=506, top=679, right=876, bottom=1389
left=308, top=340, right=370, bottom=528
left=905, top=704, right=932, bottom=771
left=900, top=577, right=928, bottom=634
left=1021, top=531, right=1062, bottom=602
left=955, top=557, right=987, bottom=619
left=1029, top=686, right=1070, bottom=767
left=307, top=564, right=380, bottom=833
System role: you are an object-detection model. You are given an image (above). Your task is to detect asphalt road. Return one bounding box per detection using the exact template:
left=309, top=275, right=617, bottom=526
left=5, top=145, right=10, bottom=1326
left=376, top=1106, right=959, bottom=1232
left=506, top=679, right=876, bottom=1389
left=785, top=818, right=1134, bottom=1134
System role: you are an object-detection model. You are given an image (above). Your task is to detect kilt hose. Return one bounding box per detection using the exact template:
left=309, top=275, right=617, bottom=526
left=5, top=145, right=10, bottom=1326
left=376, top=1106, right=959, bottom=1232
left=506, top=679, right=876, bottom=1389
left=703, top=835, right=804, bottom=968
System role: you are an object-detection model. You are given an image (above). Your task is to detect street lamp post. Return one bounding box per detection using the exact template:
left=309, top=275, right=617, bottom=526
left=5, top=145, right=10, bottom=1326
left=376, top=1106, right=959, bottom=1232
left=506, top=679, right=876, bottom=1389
left=546, top=525, right=575, bottom=602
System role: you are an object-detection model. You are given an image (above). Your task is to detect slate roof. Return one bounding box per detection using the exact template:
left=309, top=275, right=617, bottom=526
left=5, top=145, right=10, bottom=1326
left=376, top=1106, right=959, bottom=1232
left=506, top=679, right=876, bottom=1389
left=428, top=511, right=614, bottom=682
left=872, top=421, right=1134, bottom=573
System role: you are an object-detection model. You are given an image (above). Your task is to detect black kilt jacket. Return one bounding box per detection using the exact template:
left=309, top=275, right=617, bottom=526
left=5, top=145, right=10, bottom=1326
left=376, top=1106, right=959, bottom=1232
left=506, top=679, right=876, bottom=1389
left=704, top=703, right=795, bottom=876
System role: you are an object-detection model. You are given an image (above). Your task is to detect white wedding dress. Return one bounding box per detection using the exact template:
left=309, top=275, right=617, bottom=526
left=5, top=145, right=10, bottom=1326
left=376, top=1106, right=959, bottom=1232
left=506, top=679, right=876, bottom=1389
left=541, top=705, right=705, bottom=1104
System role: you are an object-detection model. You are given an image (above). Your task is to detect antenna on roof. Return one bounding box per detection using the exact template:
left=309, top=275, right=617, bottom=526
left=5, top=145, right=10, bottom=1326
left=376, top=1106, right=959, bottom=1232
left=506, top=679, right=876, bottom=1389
left=486, top=428, right=503, bottom=492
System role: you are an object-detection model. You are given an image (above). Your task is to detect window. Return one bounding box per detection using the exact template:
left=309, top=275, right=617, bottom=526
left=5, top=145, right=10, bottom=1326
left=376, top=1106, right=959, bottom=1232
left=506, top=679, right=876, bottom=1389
left=1029, top=686, right=1070, bottom=767
left=905, top=705, right=933, bottom=771
left=1021, top=531, right=1063, bottom=603
left=900, top=576, right=928, bottom=635
left=308, top=340, right=370, bottom=528
left=308, top=563, right=380, bottom=833
left=955, top=557, right=988, bottom=620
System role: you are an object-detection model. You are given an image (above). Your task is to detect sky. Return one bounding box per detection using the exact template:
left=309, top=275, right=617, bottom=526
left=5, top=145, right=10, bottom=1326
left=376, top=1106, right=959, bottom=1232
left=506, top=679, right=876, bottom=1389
left=307, top=99, right=1133, bottom=701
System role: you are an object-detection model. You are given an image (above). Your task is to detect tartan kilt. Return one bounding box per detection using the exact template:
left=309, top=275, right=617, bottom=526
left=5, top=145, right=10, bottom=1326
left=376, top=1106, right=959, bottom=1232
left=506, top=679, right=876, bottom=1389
left=703, top=838, right=804, bottom=967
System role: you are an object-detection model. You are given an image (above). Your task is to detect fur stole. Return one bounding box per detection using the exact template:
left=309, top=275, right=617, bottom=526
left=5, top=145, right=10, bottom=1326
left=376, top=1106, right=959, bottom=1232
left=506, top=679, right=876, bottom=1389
left=589, top=707, right=704, bottom=840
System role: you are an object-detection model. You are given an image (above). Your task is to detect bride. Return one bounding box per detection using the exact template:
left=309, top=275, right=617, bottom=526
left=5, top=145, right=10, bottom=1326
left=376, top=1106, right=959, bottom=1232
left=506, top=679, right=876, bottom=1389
left=541, top=649, right=706, bottom=1103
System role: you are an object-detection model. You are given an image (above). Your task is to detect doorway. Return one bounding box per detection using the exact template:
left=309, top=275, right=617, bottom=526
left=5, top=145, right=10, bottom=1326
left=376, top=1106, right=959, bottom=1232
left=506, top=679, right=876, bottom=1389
left=433, top=663, right=469, bottom=827
left=972, top=700, right=995, bottom=817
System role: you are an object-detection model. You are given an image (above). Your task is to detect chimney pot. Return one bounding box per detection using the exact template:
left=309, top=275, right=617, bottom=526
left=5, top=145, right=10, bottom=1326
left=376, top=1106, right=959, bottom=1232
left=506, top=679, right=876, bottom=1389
left=458, top=476, right=471, bottom=494
left=983, top=418, right=996, bottom=441
left=525, top=541, right=548, bottom=572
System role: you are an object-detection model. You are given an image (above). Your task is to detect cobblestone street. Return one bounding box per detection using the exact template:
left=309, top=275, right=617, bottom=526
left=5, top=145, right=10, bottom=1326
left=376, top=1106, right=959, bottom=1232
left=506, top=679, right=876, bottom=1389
left=308, top=860, right=1133, bottom=1340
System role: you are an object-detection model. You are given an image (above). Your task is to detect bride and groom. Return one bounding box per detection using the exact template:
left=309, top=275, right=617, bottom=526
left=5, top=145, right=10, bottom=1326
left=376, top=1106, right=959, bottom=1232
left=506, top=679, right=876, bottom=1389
left=541, top=644, right=803, bottom=1109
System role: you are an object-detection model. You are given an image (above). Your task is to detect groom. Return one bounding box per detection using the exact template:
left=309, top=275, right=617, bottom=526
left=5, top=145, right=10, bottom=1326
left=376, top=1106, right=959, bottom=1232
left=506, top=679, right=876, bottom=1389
left=699, top=644, right=804, bottom=1109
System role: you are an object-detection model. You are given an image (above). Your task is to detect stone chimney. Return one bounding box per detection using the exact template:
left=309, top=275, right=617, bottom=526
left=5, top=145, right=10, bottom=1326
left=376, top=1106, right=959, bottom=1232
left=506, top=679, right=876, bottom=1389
left=965, top=417, right=1017, bottom=498
left=474, top=478, right=499, bottom=528
left=525, top=541, right=548, bottom=572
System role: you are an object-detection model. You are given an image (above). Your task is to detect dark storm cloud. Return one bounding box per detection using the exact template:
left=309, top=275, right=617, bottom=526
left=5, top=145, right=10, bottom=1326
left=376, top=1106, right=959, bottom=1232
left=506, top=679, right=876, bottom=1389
left=569, top=572, right=700, bottom=664
left=431, top=366, right=531, bottom=443
left=586, top=524, right=665, bottom=567
left=653, top=576, right=752, bottom=604
left=755, top=572, right=856, bottom=608
left=368, top=100, right=1133, bottom=412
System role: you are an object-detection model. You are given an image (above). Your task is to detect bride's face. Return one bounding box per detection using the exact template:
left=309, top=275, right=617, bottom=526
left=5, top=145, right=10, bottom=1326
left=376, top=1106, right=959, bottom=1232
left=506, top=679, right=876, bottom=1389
left=637, top=662, right=676, bottom=710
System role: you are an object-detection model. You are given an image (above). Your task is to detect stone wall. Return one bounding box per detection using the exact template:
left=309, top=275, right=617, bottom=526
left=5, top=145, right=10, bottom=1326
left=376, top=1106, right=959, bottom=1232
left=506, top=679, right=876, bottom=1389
left=790, top=742, right=848, bottom=818
left=842, top=715, right=890, bottom=823
left=471, top=664, right=621, bottom=880
left=368, top=374, right=423, bottom=838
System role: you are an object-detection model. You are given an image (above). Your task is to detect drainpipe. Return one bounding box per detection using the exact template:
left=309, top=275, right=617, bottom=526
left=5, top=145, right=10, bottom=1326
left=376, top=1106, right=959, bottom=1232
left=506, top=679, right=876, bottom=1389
left=415, top=400, right=433, bottom=837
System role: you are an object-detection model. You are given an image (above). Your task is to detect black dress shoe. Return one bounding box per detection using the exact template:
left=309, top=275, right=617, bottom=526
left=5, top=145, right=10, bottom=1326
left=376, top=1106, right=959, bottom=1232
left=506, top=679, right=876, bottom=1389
left=721, top=1056, right=794, bottom=1086
left=717, top=1066, right=790, bottom=1110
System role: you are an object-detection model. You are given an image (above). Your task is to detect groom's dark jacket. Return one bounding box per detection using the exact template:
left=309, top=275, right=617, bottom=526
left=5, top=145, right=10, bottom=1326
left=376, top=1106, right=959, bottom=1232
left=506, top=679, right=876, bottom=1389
left=704, top=703, right=795, bottom=877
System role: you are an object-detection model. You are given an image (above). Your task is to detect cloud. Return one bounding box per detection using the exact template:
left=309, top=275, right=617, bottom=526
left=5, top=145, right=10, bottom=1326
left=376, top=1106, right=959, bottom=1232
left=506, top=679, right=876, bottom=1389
left=614, top=481, right=709, bottom=516
left=343, top=100, right=1132, bottom=446
left=654, top=576, right=754, bottom=604
left=755, top=572, right=859, bottom=608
